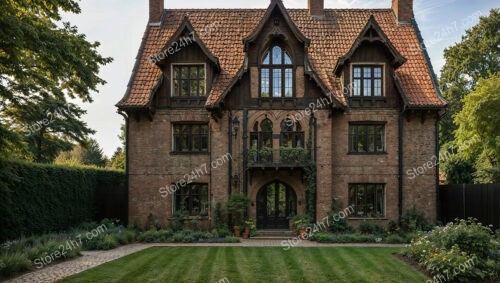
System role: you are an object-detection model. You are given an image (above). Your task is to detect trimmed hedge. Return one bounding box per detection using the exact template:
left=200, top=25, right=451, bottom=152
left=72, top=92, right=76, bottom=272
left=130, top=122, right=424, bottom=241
left=0, top=159, right=125, bottom=241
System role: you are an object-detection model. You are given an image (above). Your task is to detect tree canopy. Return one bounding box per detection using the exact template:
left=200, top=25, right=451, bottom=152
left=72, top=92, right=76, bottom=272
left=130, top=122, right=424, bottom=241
left=0, top=0, right=112, bottom=162
left=438, top=9, right=500, bottom=183
left=453, top=73, right=499, bottom=183
left=439, top=9, right=500, bottom=145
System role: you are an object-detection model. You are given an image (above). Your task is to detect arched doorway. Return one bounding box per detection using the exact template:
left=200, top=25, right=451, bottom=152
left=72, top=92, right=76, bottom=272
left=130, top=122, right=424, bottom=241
left=256, top=181, right=297, bottom=229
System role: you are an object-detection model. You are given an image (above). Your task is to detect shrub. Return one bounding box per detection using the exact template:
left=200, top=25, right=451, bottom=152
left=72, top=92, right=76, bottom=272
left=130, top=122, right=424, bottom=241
left=385, top=234, right=405, bottom=244
left=358, top=222, right=385, bottom=235
left=115, top=230, right=136, bottom=245
left=406, top=218, right=499, bottom=282
left=387, top=220, right=398, bottom=233
left=168, top=211, right=185, bottom=231
left=325, top=201, right=353, bottom=233
left=313, top=233, right=334, bottom=243
left=223, top=237, right=241, bottom=243
left=213, top=203, right=226, bottom=230
left=137, top=230, right=160, bottom=243
left=399, top=206, right=432, bottom=233
left=216, top=228, right=231, bottom=238
left=226, top=193, right=249, bottom=227
left=0, top=252, right=32, bottom=277
left=182, top=235, right=195, bottom=243
left=95, top=234, right=118, bottom=250
left=310, top=233, right=378, bottom=243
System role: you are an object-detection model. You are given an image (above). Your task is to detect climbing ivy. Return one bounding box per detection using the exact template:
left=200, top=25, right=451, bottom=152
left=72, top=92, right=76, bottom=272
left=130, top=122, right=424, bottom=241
left=305, top=122, right=316, bottom=220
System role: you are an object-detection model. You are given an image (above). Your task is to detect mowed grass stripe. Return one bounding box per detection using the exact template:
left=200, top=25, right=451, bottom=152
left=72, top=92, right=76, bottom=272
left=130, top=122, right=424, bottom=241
left=255, top=247, right=289, bottom=282
left=132, top=247, right=188, bottom=281
left=153, top=247, right=195, bottom=280
left=164, top=247, right=205, bottom=282
left=299, top=248, right=336, bottom=282
left=196, top=247, right=219, bottom=282
left=317, top=247, right=351, bottom=281
left=280, top=248, right=311, bottom=283
left=348, top=248, right=393, bottom=283
left=59, top=247, right=427, bottom=283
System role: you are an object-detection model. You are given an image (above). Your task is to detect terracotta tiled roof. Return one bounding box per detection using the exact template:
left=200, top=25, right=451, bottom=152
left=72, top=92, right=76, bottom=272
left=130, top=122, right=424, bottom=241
left=117, top=7, right=446, bottom=109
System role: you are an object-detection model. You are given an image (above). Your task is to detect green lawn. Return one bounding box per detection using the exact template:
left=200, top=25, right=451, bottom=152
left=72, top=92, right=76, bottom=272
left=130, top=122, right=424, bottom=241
left=59, top=247, right=428, bottom=283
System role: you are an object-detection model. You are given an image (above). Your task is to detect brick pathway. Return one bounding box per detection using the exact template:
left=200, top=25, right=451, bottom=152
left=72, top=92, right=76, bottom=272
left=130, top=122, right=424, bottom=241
left=5, top=240, right=404, bottom=283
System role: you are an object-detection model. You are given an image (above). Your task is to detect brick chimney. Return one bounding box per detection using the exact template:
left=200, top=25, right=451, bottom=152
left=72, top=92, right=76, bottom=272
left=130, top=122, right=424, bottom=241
left=392, top=0, right=414, bottom=23
left=308, top=0, right=324, bottom=18
left=149, top=0, right=164, bottom=23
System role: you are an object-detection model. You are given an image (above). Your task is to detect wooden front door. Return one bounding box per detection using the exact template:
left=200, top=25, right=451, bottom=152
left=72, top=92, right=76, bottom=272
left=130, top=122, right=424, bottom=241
left=256, top=181, right=297, bottom=229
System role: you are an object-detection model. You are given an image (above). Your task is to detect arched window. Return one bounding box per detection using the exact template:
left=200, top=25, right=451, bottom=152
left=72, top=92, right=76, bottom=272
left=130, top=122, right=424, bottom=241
left=280, top=118, right=304, bottom=148
left=250, top=118, right=274, bottom=149
left=261, top=45, right=293, bottom=98
left=260, top=119, right=273, bottom=148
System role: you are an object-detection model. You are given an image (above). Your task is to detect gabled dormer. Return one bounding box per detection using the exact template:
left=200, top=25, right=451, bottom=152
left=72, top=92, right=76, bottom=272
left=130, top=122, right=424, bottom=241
left=152, top=17, right=220, bottom=108
left=334, top=15, right=406, bottom=108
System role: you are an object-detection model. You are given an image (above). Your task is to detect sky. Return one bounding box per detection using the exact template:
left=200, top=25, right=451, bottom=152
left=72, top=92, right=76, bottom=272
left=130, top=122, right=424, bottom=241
left=61, top=0, right=499, bottom=157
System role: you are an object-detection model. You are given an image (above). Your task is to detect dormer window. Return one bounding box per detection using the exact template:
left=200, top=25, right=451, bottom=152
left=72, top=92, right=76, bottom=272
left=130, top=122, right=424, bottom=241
left=260, top=45, right=293, bottom=98
left=352, top=65, right=383, bottom=97
left=172, top=64, right=206, bottom=97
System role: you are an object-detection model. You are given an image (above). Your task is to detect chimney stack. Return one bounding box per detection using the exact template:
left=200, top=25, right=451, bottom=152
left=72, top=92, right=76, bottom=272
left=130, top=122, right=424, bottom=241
left=392, top=0, right=414, bottom=24
left=149, top=0, right=164, bottom=23
left=308, top=0, right=324, bottom=18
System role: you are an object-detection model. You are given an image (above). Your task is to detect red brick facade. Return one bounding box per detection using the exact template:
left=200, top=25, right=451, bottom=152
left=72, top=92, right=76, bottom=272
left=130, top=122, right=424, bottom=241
left=121, top=0, right=445, bottom=229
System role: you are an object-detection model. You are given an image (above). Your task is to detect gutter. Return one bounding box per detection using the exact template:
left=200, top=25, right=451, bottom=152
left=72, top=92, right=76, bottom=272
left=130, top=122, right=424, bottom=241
left=398, top=104, right=407, bottom=218
left=117, top=110, right=129, bottom=225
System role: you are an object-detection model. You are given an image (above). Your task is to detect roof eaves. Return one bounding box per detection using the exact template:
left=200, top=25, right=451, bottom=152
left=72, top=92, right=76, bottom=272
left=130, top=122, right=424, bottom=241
left=116, top=25, right=152, bottom=108
left=411, top=18, right=448, bottom=107
left=305, top=57, right=346, bottom=110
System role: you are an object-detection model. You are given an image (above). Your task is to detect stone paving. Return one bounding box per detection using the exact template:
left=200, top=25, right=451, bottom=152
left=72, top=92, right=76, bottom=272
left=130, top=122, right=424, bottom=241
left=5, top=240, right=405, bottom=283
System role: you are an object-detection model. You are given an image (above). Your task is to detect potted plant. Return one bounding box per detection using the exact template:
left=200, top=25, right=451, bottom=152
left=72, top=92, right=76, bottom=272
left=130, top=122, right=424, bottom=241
left=259, top=147, right=273, bottom=163
left=280, top=146, right=293, bottom=162
left=290, top=147, right=306, bottom=163
left=227, top=193, right=249, bottom=237
left=247, top=148, right=258, bottom=165
left=297, top=222, right=310, bottom=239
left=244, top=218, right=256, bottom=237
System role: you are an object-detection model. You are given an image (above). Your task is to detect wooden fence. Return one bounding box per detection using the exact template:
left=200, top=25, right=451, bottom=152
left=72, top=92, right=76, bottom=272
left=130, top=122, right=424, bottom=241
left=439, top=184, right=500, bottom=230
left=95, top=183, right=128, bottom=225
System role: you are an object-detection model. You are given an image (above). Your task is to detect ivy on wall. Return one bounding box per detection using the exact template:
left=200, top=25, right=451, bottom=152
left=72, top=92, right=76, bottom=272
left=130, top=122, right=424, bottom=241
left=305, top=121, right=316, bottom=220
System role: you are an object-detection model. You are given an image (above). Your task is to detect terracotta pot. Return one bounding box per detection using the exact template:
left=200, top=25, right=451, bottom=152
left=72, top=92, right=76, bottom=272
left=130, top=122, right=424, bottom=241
left=290, top=224, right=296, bottom=231
left=298, top=227, right=307, bottom=238
left=233, top=226, right=241, bottom=237
left=242, top=232, right=249, bottom=239
left=244, top=227, right=251, bottom=234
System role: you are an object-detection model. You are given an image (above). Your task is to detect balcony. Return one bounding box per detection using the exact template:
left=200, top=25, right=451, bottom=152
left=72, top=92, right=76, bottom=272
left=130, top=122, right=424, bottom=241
left=246, top=147, right=309, bottom=169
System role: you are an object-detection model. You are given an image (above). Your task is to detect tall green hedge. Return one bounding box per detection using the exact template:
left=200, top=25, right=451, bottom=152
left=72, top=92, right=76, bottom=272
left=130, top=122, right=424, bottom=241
left=0, top=159, right=125, bottom=241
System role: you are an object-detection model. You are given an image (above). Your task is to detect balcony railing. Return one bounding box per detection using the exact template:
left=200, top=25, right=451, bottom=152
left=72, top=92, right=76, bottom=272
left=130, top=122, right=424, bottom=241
left=246, top=147, right=309, bottom=168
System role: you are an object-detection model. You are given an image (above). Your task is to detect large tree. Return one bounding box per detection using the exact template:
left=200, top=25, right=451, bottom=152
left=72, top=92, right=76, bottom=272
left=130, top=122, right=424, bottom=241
left=110, top=124, right=126, bottom=170
left=55, top=138, right=107, bottom=167
left=0, top=0, right=112, bottom=162
left=438, top=9, right=499, bottom=183
left=439, top=9, right=500, bottom=145
left=454, top=74, right=499, bottom=183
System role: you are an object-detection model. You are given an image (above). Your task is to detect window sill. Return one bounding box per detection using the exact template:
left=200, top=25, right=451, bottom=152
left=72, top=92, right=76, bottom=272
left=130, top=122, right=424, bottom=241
left=347, top=152, right=387, bottom=155
left=170, top=151, right=210, bottom=155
